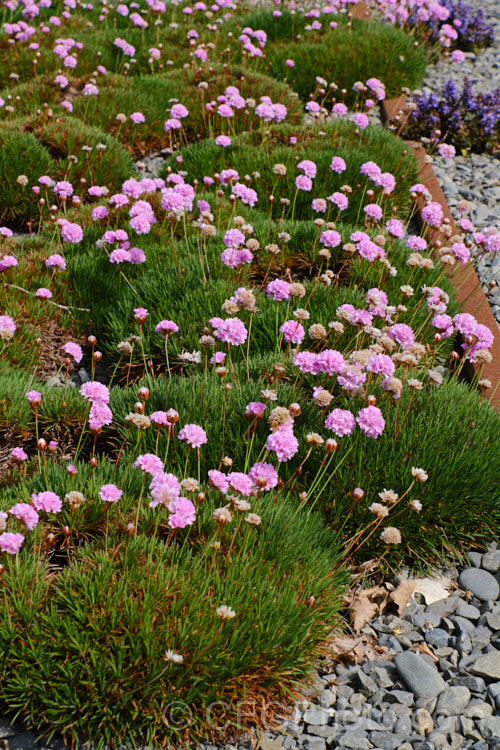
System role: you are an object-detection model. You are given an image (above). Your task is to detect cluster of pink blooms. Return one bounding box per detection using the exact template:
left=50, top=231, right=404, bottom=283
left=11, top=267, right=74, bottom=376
left=31, top=491, right=62, bottom=513
left=80, top=381, right=113, bottom=433
left=211, top=317, right=248, bottom=346
left=325, top=405, right=386, bottom=439
left=266, top=423, right=299, bottom=463
left=62, top=342, right=83, bottom=363
left=99, top=484, right=123, bottom=503
left=178, top=423, right=208, bottom=448
left=147, top=470, right=196, bottom=528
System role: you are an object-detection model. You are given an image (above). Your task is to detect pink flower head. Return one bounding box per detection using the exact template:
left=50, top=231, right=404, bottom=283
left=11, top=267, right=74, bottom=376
left=450, top=242, right=470, bottom=265
left=280, top=320, right=305, bottom=345
left=45, top=253, right=66, bottom=270
left=170, top=104, right=189, bottom=119
left=130, top=112, right=145, bottom=124
left=89, top=402, right=113, bottom=432
left=215, top=135, right=232, bottom=147
left=228, top=472, right=253, bottom=496
left=149, top=472, right=181, bottom=507
left=9, top=502, right=39, bottom=530
left=214, top=318, right=248, bottom=346
left=438, top=143, right=456, bottom=160
left=312, top=198, right=327, bottom=213
left=353, top=112, right=369, bottom=129
left=453, top=313, right=477, bottom=337
left=134, top=453, right=164, bottom=476
left=356, top=406, right=385, bottom=438
left=178, top=423, right=207, bottom=448
left=60, top=221, right=83, bottom=243
left=266, top=279, right=291, bottom=301
left=155, top=320, right=179, bottom=337
left=27, top=390, right=42, bottom=406
left=62, top=342, right=83, bottom=363
left=266, top=424, right=299, bottom=462
left=168, top=496, right=196, bottom=528
left=223, top=229, right=245, bottom=248
left=324, top=408, right=356, bottom=437
left=0, top=532, right=24, bottom=554
left=364, top=203, right=383, bottom=222
left=244, top=402, right=266, bottom=418
left=297, top=160, right=317, bottom=179
left=35, top=288, right=52, bottom=299
left=208, top=469, right=229, bottom=494
left=366, top=353, right=395, bottom=378
left=388, top=323, right=415, bottom=350
left=330, top=156, right=346, bottom=174
left=80, top=381, right=110, bottom=404
left=0, top=315, right=16, bottom=339
left=328, top=192, right=348, bottom=210
left=320, top=230, right=341, bottom=248
left=332, top=103, right=348, bottom=116
left=12, top=446, right=28, bottom=462
left=293, top=351, right=319, bottom=374
left=248, top=461, right=278, bottom=491
left=386, top=219, right=405, bottom=238
left=295, top=175, right=312, bottom=192
left=31, top=491, right=62, bottom=513
left=316, top=349, right=346, bottom=376
left=421, top=202, right=444, bottom=227
left=360, top=161, right=381, bottom=180
left=133, top=307, right=148, bottom=324
left=451, top=49, right=465, bottom=63
left=99, top=484, right=123, bottom=503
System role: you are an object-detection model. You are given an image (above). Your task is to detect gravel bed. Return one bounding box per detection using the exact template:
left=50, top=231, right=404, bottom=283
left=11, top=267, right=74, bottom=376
left=416, top=0, right=500, bottom=328
left=1, top=545, right=500, bottom=750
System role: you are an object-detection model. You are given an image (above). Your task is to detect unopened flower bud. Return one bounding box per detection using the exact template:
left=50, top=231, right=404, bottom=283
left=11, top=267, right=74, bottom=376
left=137, top=386, right=150, bottom=402
left=90, top=456, right=98, bottom=467
left=353, top=487, right=364, bottom=500
left=325, top=438, right=337, bottom=453
left=305, top=596, right=316, bottom=607
left=37, top=438, right=47, bottom=451
left=93, top=351, right=102, bottom=362
left=289, top=402, right=301, bottom=417
left=367, top=395, right=377, bottom=406
left=134, top=401, right=145, bottom=414
left=88, top=335, right=97, bottom=345
left=126, top=522, right=135, bottom=536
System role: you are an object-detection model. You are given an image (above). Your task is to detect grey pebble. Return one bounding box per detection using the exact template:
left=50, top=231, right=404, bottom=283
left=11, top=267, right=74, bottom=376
left=459, top=569, right=500, bottom=602
left=395, top=652, right=447, bottom=700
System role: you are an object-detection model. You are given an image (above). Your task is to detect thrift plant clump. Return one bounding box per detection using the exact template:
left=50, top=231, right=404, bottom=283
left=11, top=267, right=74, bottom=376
left=0, top=0, right=499, bottom=747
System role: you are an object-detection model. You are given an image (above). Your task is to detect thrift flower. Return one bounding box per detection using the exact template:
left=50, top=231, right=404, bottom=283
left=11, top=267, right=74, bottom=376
left=0, top=532, right=24, bottom=554
left=178, top=424, right=207, bottom=448
left=99, top=484, right=123, bottom=503
left=356, top=406, right=386, bottom=438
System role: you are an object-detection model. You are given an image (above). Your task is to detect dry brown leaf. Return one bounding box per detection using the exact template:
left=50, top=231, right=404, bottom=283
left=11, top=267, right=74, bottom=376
left=412, top=642, right=439, bottom=663
left=350, top=592, right=380, bottom=631
left=327, top=634, right=394, bottom=667
left=390, top=580, right=417, bottom=614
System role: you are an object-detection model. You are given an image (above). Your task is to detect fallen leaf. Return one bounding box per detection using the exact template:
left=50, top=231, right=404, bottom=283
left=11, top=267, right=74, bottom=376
left=390, top=579, right=416, bottom=614
left=411, top=576, right=452, bottom=605
left=326, top=634, right=394, bottom=667
left=350, top=591, right=380, bottom=631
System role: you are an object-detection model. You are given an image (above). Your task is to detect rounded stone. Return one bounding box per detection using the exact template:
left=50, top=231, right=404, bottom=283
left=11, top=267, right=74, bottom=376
left=434, top=686, right=471, bottom=717
left=395, top=652, right=447, bottom=700
left=459, top=568, right=499, bottom=601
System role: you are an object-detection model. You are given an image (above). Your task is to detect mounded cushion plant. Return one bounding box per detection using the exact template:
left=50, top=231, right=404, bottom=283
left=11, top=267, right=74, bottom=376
left=0, top=130, right=55, bottom=227
left=260, top=21, right=428, bottom=102
left=0, top=497, right=347, bottom=748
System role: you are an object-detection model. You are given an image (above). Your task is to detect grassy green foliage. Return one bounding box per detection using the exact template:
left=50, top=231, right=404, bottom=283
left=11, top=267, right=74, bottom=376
left=0, top=506, right=347, bottom=748
left=266, top=22, right=428, bottom=102
left=0, top=130, right=55, bottom=227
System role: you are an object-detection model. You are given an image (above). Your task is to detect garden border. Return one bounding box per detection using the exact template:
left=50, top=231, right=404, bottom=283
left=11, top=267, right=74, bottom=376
left=381, top=96, right=500, bottom=410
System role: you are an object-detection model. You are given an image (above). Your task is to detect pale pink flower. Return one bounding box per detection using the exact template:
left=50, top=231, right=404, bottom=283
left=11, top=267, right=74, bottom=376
left=227, top=472, right=252, bottom=496
left=356, top=406, right=385, bottom=438
left=9, top=503, right=39, bottom=530
left=266, top=424, right=299, bottom=462
left=31, top=491, right=62, bottom=513
left=0, top=532, right=24, bottom=554
left=280, top=320, right=305, bottom=345
left=99, top=484, right=123, bottom=503
left=62, top=342, right=83, bottom=363
left=168, top=496, right=196, bottom=528
left=178, top=423, right=207, bottom=448
left=134, top=453, right=164, bottom=476
left=324, top=409, right=356, bottom=437
left=248, top=462, right=278, bottom=491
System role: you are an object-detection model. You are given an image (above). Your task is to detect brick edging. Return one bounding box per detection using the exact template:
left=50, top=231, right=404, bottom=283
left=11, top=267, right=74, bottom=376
left=379, top=98, right=500, bottom=410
